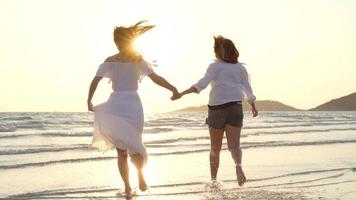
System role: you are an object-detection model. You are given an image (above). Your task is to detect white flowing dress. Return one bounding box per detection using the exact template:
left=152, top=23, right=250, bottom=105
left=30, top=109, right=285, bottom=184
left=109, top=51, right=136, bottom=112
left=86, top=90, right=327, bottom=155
left=92, top=61, right=153, bottom=163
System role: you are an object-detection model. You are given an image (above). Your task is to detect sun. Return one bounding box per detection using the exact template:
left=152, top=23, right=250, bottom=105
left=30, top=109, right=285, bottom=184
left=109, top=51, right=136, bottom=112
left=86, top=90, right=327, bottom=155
left=132, top=25, right=183, bottom=65
left=133, top=31, right=161, bottom=62
left=131, top=19, right=196, bottom=80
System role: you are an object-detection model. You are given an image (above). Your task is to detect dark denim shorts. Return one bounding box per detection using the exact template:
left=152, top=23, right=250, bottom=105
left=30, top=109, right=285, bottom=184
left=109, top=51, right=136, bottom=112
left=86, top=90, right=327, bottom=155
left=206, top=101, right=243, bottom=129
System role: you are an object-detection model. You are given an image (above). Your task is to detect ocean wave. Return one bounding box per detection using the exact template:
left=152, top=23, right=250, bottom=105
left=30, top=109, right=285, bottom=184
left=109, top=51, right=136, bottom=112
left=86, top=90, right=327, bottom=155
left=0, top=116, right=33, bottom=121
left=146, top=143, right=210, bottom=148
left=2, top=140, right=356, bottom=169
left=0, top=133, right=26, bottom=138
left=144, top=127, right=174, bottom=133
left=0, top=125, right=16, bottom=132
left=2, top=138, right=355, bottom=157
left=0, top=145, right=90, bottom=155
left=0, top=131, right=93, bottom=139
left=0, top=156, right=116, bottom=170
left=0, top=150, right=211, bottom=170
left=150, top=139, right=356, bottom=150
left=0, top=128, right=173, bottom=139
left=244, top=121, right=356, bottom=130
left=247, top=127, right=356, bottom=136
left=262, top=112, right=356, bottom=120
left=145, top=122, right=205, bottom=128
left=245, top=139, right=356, bottom=149
left=14, top=121, right=46, bottom=129
left=41, top=131, right=92, bottom=137
left=145, top=117, right=204, bottom=128
left=8, top=119, right=353, bottom=131
left=246, top=167, right=352, bottom=182
left=145, top=126, right=356, bottom=145
left=1, top=112, right=355, bottom=134
left=147, top=117, right=195, bottom=123
left=283, top=179, right=356, bottom=189
left=42, top=120, right=92, bottom=125
left=247, top=173, right=346, bottom=189
left=260, top=119, right=356, bottom=126
left=0, top=128, right=173, bottom=140
left=0, top=117, right=92, bottom=131
left=145, top=136, right=212, bottom=144
left=2, top=124, right=355, bottom=140
left=149, top=139, right=356, bottom=155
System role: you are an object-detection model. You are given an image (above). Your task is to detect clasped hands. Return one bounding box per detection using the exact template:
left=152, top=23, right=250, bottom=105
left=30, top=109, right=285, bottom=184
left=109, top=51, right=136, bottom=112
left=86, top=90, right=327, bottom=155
left=170, top=86, right=197, bottom=101
left=170, top=87, right=258, bottom=117
left=170, top=89, right=183, bottom=101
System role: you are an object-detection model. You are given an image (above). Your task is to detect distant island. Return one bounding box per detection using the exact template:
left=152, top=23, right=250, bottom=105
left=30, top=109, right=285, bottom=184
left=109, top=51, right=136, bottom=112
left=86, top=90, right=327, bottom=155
left=310, top=92, right=356, bottom=111
left=175, top=92, right=356, bottom=112
left=176, top=100, right=301, bottom=112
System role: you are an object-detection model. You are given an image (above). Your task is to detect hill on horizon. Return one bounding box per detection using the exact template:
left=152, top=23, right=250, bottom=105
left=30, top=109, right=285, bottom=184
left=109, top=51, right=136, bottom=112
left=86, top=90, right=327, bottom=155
left=175, top=100, right=301, bottom=112
left=310, top=92, right=356, bottom=111
left=175, top=92, right=356, bottom=112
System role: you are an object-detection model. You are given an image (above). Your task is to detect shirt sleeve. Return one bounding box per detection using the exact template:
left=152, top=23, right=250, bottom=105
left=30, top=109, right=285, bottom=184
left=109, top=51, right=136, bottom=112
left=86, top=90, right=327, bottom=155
left=139, top=61, right=154, bottom=77
left=95, top=63, right=112, bottom=79
left=192, top=64, right=216, bottom=93
left=240, top=65, right=256, bottom=104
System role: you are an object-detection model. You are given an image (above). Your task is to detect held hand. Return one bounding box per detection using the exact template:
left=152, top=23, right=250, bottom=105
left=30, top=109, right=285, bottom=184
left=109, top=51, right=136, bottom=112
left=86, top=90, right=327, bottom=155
left=171, top=91, right=182, bottom=101
left=87, top=101, right=94, bottom=112
left=252, top=107, right=258, bottom=117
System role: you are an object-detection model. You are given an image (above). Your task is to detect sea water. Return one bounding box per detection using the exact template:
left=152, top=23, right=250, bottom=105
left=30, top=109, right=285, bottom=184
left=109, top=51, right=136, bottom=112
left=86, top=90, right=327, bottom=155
left=0, top=111, right=356, bottom=199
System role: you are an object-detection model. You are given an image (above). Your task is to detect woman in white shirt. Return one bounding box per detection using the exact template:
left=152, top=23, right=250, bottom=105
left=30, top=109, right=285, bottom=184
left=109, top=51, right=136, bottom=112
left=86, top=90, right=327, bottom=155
left=174, top=36, right=258, bottom=186
left=87, top=21, right=179, bottom=196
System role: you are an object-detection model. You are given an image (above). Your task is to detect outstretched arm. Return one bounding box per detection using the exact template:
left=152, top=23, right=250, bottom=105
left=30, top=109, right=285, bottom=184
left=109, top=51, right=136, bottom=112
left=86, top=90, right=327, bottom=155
left=87, top=76, right=102, bottom=111
left=171, top=87, right=198, bottom=100
left=148, top=73, right=180, bottom=99
left=181, top=87, right=198, bottom=96
left=172, top=64, right=215, bottom=101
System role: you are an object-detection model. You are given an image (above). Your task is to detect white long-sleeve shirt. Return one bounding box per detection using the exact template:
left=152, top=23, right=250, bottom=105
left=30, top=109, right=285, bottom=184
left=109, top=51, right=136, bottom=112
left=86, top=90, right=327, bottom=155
left=192, top=60, right=256, bottom=106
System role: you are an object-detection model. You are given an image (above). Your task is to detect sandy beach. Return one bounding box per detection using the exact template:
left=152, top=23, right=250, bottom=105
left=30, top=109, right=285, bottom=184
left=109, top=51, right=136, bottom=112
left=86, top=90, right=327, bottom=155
left=3, top=143, right=356, bottom=199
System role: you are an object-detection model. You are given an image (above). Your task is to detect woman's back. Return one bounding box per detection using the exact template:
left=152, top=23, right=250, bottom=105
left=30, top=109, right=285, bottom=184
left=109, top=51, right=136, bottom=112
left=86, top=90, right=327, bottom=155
left=192, top=60, right=255, bottom=105
left=213, top=61, right=245, bottom=87
left=96, top=61, right=153, bottom=92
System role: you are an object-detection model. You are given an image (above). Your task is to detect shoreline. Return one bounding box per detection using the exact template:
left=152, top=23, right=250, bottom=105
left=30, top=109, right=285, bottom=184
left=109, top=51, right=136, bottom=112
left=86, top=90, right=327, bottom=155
left=2, top=143, right=356, bottom=199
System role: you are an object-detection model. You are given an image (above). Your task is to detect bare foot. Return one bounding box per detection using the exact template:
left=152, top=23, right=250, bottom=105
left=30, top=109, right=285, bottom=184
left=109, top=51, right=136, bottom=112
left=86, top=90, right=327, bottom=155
left=124, top=186, right=132, bottom=197
left=236, top=165, right=246, bottom=186
left=138, top=173, right=148, bottom=191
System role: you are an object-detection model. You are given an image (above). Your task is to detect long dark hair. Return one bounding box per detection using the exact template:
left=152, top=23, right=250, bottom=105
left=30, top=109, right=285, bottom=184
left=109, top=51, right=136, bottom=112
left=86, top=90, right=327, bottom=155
left=214, top=36, right=239, bottom=64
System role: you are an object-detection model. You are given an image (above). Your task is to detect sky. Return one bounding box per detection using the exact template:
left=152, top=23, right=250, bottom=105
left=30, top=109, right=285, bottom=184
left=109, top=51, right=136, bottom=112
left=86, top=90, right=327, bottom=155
left=0, top=0, right=355, bottom=113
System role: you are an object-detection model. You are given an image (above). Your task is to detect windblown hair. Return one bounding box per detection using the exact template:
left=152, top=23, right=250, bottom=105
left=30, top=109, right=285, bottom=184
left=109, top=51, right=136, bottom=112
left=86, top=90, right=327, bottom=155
left=214, top=35, right=239, bottom=64
left=113, top=20, right=155, bottom=52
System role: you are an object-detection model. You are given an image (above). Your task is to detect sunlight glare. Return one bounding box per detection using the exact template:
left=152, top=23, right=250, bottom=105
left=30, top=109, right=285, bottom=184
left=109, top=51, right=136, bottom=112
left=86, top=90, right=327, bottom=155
left=133, top=23, right=184, bottom=70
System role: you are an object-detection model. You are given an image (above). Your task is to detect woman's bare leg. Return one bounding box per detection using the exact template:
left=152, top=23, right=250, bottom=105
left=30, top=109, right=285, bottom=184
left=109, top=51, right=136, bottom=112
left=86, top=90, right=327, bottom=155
left=116, top=148, right=131, bottom=194
left=225, top=124, right=246, bottom=186
left=130, top=154, right=147, bottom=191
left=209, top=128, right=224, bottom=180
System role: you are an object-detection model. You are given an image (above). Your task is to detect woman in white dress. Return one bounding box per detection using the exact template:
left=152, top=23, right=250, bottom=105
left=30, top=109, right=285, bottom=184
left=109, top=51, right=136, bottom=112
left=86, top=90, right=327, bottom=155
left=173, top=36, right=258, bottom=186
left=87, top=21, right=179, bottom=195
